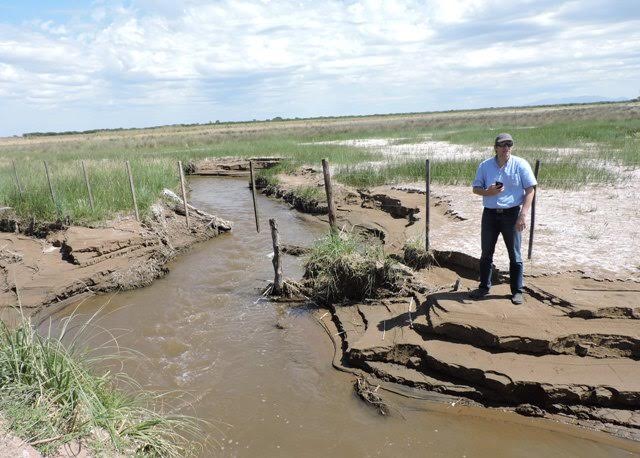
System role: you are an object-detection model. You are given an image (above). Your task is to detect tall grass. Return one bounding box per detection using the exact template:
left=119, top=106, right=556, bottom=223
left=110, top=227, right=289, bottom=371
left=0, top=137, right=374, bottom=223
left=0, top=313, right=204, bottom=456
left=335, top=157, right=619, bottom=189
left=0, top=158, right=180, bottom=223
left=431, top=119, right=640, bottom=166
left=304, top=232, right=398, bottom=302
left=1, top=102, right=638, bottom=223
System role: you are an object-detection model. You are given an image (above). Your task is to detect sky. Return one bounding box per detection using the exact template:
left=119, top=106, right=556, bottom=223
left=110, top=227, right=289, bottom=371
left=0, top=0, right=639, bottom=136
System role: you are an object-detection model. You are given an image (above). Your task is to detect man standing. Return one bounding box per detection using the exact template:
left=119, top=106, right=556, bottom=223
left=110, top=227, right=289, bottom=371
left=469, top=133, right=536, bottom=304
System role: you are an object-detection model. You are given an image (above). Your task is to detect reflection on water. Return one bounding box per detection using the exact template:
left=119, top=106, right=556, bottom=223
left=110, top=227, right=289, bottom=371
left=48, top=177, right=637, bottom=457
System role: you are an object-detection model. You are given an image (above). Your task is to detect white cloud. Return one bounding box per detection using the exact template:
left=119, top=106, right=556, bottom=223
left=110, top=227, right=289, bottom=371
left=0, top=0, right=639, bottom=135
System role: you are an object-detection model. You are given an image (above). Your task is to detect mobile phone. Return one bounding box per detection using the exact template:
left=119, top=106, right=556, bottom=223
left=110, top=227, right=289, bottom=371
left=495, top=181, right=503, bottom=188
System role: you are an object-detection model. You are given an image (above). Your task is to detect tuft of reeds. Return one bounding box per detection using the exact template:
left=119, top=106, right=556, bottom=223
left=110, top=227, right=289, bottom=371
left=0, top=313, right=205, bottom=456
left=304, top=231, right=398, bottom=303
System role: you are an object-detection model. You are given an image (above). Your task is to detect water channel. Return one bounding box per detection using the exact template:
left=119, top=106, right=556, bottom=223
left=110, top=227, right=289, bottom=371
left=49, top=177, right=638, bottom=457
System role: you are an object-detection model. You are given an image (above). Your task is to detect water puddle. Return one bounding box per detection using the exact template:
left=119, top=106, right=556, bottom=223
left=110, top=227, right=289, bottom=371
left=46, top=177, right=637, bottom=457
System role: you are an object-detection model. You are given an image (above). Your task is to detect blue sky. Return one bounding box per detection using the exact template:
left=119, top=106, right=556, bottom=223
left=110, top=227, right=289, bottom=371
left=0, top=0, right=639, bottom=136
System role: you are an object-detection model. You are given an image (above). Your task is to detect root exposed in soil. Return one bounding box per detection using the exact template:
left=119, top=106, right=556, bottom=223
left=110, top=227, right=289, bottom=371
left=304, top=232, right=401, bottom=303
left=354, top=376, right=390, bottom=416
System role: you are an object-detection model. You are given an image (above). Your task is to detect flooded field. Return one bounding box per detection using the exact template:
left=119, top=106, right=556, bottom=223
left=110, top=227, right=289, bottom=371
left=47, top=177, right=638, bottom=457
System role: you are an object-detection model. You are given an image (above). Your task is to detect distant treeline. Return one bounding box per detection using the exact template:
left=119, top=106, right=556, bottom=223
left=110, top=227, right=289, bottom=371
left=21, top=98, right=639, bottom=138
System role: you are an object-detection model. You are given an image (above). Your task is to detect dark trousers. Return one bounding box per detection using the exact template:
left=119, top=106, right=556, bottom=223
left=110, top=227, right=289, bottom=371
left=479, top=207, right=523, bottom=295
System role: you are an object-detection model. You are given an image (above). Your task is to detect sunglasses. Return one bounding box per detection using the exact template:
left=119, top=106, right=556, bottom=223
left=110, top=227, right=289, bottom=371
left=496, top=142, right=513, bottom=148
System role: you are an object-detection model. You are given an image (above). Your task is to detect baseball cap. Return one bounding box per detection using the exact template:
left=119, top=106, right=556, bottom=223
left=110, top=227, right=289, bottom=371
left=495, top=133, right=513, bottom=145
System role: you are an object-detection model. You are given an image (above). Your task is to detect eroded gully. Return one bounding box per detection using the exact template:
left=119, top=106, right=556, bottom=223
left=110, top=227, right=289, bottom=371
left=49, top=177, right=637, bottom=457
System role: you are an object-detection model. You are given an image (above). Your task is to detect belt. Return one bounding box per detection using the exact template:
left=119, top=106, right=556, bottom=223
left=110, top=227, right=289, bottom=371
left=485, top=206, right=520, bottom=214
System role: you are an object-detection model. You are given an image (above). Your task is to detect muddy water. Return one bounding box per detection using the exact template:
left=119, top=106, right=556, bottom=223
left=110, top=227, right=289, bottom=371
left=50, top=177, right=637, bottom=457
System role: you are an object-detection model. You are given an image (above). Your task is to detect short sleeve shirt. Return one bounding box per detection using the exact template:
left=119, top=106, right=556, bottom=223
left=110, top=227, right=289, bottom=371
left=472, top=155, right=537, bottom=209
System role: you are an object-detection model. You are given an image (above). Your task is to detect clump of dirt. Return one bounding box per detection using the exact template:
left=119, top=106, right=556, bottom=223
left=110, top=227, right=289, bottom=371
left=281, top=244, right=311, bottom=257
left=402, top=245, right=436, bottom=269
left=303, top=233, right=401, bottom=303
left=354, top=376, right=390, bottom=416
left=260, top=183, right=328, bottom=214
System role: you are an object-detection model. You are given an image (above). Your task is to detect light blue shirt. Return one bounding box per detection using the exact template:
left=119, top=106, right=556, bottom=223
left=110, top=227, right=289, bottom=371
left=472, top=155, right=537, bottom=209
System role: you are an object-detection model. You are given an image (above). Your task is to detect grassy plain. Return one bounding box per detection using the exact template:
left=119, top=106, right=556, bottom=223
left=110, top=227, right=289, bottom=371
left=1, top=101, right=638, bottom=223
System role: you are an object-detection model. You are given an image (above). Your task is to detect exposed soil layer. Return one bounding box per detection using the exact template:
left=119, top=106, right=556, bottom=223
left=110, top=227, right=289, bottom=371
left=187, top=156, right=281, bottom=176
left=260, top=166, right=640, bottom=441
left=0, top=189, right=231, bottom=323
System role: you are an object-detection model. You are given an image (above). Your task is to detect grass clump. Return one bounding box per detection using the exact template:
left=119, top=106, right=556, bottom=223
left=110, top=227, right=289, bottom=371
left=291, top=185, right=325, bottom=203
left=304, top=232, right=398, bottom=303
left=255, top=161, right=298, bottom=188
left=0, top=316, right=204, bottom=456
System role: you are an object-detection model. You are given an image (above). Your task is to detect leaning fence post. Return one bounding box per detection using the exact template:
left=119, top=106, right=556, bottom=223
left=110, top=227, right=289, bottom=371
left=81, top=160, right=95, bottom=210
left=249, top=160, right=260, bottom=233
left=269, top=218, right=283, bottom=295
left=321, top=159, right=337, bottom=232
left=178, top=161, right=190, bottom=229
left=425, top=159, right=431, bottom=252
left=125, top=161, right=140, bottom=221
left=527, top=160, right=541, bottom=260
left=12, top=160, right=23, bottom=198
left=43, top=161, right=58, bottom=214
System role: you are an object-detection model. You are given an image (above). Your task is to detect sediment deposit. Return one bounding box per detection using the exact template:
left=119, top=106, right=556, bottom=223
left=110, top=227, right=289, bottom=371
left=0, top=190, right=231, bottom=322
left=261, top=166, right=640, bottom=440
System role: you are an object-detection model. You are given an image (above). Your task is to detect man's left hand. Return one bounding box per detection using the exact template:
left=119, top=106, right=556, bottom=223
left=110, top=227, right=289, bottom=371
left=516, top=214, right=527, bottom=232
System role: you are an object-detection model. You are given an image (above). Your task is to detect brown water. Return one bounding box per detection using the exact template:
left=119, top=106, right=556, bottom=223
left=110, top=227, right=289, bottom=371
left=50, top=177, right=639, bottom=457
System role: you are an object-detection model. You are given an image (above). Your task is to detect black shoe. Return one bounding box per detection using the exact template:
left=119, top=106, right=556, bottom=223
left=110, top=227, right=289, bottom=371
left=469, top=288, right=489, bottom=300
left=511, top=292, right=524, bottom=305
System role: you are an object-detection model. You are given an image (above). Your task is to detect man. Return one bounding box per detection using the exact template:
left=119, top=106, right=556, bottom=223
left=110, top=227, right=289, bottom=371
left=469, top=133, right=536, bottom=305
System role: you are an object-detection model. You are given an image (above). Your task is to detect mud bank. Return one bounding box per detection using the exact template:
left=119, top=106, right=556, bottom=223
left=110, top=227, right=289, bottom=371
left=258, top=166, right=640, bottom=441
left=187, top=156, right=281, bottom=176
left=0, top=189, right=231, bottom=321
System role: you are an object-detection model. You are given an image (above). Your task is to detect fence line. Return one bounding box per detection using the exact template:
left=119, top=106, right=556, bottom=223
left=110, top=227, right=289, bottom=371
left=0, top=157, right=629, bottom=224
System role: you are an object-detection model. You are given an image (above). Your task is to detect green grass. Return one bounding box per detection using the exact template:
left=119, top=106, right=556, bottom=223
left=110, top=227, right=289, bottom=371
left=291, top=185, right=326, bottom=203
left=304, top=231, right=398, bottom=302
left=335, top=157, right=619, bottom=189
left=0, top=314, right=205, bottom=456
left=1, top=102, right=638, bottom=223
left=335, top=160, right=478, bottom=188
left=0, top=158, right=180, bottom=224
left=0, top=136, right=375, bottom=223
left=431, top=119, right=640, bottom=166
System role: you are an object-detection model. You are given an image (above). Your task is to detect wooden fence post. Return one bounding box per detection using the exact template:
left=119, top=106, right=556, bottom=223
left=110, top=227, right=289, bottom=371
left=269, top=218, right=283, bottom=295
left=178, top=161, right=190, bottom=229
left=12, top=160, right=23, bottom=198
left=125, top=161, right=140, bottom=221
left=527, top=160, right=541, bottom=260
left=425, top=159, right=431, bottom=252
left=249, top=160, right=260, bottom=233
left=81, top=160, right=95, bottom=210
left=321, top=159, right=337, bottom=232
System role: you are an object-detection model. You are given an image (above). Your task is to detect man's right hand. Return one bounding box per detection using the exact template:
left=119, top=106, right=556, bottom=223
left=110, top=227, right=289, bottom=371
left=486, top=184, right=505, bottom=196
